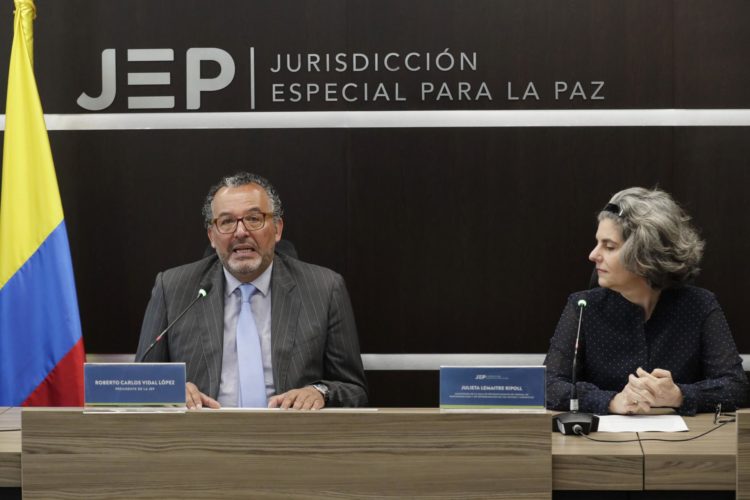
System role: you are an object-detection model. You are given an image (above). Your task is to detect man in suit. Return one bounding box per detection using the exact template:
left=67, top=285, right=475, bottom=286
left=135, top=172, right=367, bottom=409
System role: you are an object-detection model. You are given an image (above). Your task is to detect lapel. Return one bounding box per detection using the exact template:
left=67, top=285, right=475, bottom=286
left=197, top=258, right=226, bottom=398
left=270, top=254, right=301, bottom=392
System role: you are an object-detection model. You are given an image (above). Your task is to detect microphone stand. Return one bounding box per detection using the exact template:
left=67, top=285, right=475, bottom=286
left=137, top=287, right=210, bottom=363
left=553, top=299, right=599, bottom=435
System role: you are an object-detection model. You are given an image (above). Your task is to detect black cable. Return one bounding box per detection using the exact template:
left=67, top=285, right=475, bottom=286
left=637, top=421, right=731, bottom=442
left=574, top=432, right=641, bottom=443
left=0, top=428, right=21, bottom=432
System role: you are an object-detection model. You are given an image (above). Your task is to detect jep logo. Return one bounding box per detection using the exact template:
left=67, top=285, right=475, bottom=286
left=78, top=48, right=249, bottom=111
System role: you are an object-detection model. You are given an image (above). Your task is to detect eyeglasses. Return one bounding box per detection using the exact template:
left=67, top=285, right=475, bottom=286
left=714, top=403, right=736, bottom=425
left=603, top=203, right=624, bottom=217
left=212, top=212, right=272, bottom=234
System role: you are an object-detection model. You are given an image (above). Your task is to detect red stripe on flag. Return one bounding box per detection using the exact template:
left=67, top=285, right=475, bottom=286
left=22, top=338, right=86, bottom=407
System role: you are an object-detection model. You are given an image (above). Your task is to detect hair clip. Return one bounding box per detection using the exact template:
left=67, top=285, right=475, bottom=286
left=603, top=203, right=623, bottom=217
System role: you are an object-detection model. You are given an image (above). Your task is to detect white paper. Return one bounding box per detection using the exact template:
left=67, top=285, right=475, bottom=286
left=596, top=414, right=688, bottom=433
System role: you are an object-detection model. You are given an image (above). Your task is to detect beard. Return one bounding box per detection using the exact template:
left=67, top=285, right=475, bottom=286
left=227, top=257, right=261, bottom=276
left=219, top=250, right=273, bottom=281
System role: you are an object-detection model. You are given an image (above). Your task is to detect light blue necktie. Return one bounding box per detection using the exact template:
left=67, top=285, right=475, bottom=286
left=236, top=283, right=267, bottom=407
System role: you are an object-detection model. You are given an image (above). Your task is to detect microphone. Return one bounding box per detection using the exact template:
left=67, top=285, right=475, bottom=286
left=553, top=297, right=599, bottom=435
left=137, top=284, right=212, bottom=363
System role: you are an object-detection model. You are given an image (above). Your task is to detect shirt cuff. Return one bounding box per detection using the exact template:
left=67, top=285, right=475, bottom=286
left=581, top=389, right=618, bottom=415
left=676, top=383, right=698, bottom=416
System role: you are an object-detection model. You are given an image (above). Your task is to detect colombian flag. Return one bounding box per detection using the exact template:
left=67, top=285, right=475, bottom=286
left=0, top=0, right=85, bottom=406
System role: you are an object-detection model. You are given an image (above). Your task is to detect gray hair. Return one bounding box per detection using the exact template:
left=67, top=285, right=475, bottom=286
left=201, top=172, right=284, bottom=228
left=598, top=187, right=704, bottom=289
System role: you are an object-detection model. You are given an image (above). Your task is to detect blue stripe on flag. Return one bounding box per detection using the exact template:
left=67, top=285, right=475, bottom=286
left=0, top=221, right=83, bottom=406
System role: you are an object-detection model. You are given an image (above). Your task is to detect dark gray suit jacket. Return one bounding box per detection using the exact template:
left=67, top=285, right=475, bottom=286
left=135, top=253, right=368, bottom=406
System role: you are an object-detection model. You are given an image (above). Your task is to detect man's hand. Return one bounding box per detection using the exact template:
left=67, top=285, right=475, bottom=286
left=186, top=382, right=220, bottom=409
left=634, top=367, right=683, bottom=408
left=268, top=386, right=325, bottom=410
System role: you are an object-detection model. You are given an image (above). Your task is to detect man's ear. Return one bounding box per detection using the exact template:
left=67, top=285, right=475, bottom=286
left=274, top=218, right=284, bottom=243
left=207, top=227, right=216, bottom=248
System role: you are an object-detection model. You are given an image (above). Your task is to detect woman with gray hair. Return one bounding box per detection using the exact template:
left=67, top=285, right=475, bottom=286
left=545, top=187, right=748, bottom=415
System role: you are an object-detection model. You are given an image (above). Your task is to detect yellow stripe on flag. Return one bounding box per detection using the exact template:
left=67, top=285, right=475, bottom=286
left=0, top=0, right=64, bottom=289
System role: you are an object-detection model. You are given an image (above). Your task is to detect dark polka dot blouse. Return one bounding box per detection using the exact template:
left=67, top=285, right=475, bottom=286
left=544, top=286, right=748, bottom=415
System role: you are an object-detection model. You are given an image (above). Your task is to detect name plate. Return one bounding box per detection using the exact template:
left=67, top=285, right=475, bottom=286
left=84, top=363, right=186, bottom=406
left=439, top=366, right=545, bottom=410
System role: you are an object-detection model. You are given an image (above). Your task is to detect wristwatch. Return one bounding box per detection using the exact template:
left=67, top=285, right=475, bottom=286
left=311, top=383, right=329, bottom=402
